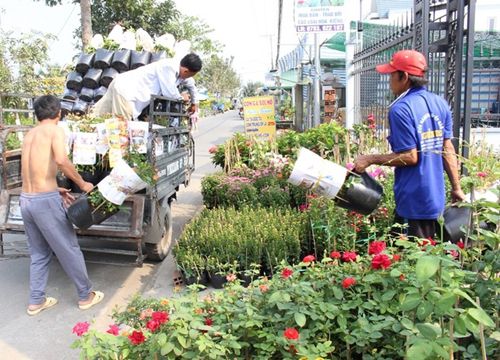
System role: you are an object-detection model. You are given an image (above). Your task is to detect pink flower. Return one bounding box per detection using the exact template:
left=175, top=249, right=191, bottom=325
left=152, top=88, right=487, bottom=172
left=226, top=273, right=237, bottom=282
left=477, top=171, right=487, bottom=178
left=152, top=311, right=169, bottom=324
left=330, top=251, right=341, bottom=259
left=368, top=241, right=386, bottom=255
left=302, top=255, right=316, bottom=263
left=369, top=167, right=386, bottom=179
left=298, top=203, right=310, bottom=212
left=342, top=277, right=356, bottom=289
left=72, top=322, right=90, bottom=337
left=208, top=145, right=217, bottom=154
left=448, top=250, right=459, bottom=258
left=342, top=251, right=357, bottom=262
left=106, top=324, right=120, bottom=336
left=283, top=327, right=299, bottom=340
left=146, top=319, right=160, bottom=332
left=281, top=268, right=293, bottom=279
left=128, top=330, right=146, bottom=345
left=346, top=162, right=355, bottom=171
left=371, top=254, right=392, bottom=270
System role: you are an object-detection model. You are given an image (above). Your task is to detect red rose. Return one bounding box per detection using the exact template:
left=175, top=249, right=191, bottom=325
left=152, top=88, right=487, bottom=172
left=371, top=253, right=392, bottom=270
left=368, top=241, right=386, bottom=255
left=152, top=311, right=169, bottom=324
left=146, top=320, right=160, bottom=332
left=128, top=330, right=146, bottom=345
left=457, top=241, right=465, bottom=249
left=72, top=322, right=89, bottom=337
left=283, top=327, right=299, bottom=340
left=342, top=251, right=357, bottom=262
left=204, top=317, right=213, bottom=326
left=106, top=324, right=120, bottom=336
left=303, top=255, right=315, bottom=263
left=281, top=268, right=293, bottom=279
left=330, top=251, right=341, bottom=259
left=420, top=237, right=437, bottom=248
left=342, top=277, right=356, bottom=289
left=392, top=254, right=401, bottom=262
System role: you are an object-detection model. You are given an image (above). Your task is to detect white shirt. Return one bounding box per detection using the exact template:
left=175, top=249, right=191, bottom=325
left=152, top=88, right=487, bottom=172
left=112, top=58, right=197, bottom=119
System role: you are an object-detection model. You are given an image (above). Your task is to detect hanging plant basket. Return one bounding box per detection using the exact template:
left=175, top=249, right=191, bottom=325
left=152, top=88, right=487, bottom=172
left=79, top=87, right=95, bottom=103
left=75, top=53, right=95, bottom=74
left=82, top=68, right=103, bottom=89
left=111, top=49, right=131, bottom=72
left=66, top=71, right=83, bottom=92
left=93, top=86, right=108, bottom=102
left=151, top=51, right=167, bottom=63
left=130, top=50, right=152, bottom=69
left=100, top=67, right=118, bottom=87
left=67, top=194, right=119, bottom=230
left=93, top=48, right=114, bottom=69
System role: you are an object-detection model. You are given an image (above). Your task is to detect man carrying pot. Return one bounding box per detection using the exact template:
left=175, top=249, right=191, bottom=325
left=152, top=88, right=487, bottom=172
left=21, top=95, right=104, bottom=315
left=92, top=53, right=202, bottom=121
left=353, top=50, right=465, bottom=239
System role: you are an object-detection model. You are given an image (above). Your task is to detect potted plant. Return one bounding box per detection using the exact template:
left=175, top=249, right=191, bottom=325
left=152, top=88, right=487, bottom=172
left=82, top=68, right=103, bottom=89
left=100, top=67, right=119, bottom=87
left=93, top=38, right=119, bottom=69
left=111, top=49, right=131, bottom=72
left=130, top=44, right=152, bottom=70
left=75, top=52, right=95, bottom=74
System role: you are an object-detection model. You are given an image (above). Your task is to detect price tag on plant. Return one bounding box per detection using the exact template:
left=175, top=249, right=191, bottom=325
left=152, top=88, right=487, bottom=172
left=97, top=159, right=147, bottom=205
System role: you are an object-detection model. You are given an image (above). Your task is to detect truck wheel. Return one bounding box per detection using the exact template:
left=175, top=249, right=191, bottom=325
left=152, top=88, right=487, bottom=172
left=145, top=204, right=173, bottom=261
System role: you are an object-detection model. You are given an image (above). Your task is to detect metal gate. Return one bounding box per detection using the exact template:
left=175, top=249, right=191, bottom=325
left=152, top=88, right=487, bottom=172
left=350, top=0, right=488, bottom=160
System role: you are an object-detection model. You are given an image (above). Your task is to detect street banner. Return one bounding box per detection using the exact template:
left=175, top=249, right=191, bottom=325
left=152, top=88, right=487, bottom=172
left=294, top=0, right=345, bottom=33
left=243, top=96, right=276, bottom=140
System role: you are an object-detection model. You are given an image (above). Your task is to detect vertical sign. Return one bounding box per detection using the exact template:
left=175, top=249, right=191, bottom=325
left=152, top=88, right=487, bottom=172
left=295, top=0, right=345, bottom=33
left=243, top=96, right=276, bottom=140
left=323, top=86, right=336, bottom=123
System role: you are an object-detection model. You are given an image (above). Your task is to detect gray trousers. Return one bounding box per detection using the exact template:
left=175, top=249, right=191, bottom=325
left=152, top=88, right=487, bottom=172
left=20, top=191, right=92, bottom=304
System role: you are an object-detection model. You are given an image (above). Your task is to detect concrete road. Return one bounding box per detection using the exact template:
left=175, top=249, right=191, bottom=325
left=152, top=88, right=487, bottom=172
left=0, top=110, right=243, bottom=359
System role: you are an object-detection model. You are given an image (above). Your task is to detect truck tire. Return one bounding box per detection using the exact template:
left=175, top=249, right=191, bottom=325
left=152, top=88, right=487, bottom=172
left=145, top=204, right=173, bottom=261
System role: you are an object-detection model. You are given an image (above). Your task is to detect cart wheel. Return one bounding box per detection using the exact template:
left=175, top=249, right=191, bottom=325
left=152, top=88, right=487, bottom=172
left=145, top=203, right=173, bottom=261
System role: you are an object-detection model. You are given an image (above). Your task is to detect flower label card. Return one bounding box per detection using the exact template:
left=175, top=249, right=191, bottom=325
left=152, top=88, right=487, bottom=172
left=72, top=132, right=97, bottom=165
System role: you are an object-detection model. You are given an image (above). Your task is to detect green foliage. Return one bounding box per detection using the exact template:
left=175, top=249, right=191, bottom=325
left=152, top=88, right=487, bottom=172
left=88, top=188, right=121, bottom=214
left=197, top=54, right=241, bottom=99
left=74, top=237, right=499, bottom=359
left=241, top=82, right=265, bottom=97
left=173, top=207, right=307, bottom=275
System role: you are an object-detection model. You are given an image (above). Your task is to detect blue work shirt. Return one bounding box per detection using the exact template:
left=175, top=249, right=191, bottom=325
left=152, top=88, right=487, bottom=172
left=387, top=86, right=453, bottom=220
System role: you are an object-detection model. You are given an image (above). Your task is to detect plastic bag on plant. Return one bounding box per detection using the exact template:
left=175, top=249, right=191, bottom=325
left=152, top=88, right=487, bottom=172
left=120, top=30, right=136, bottom=50
left=136, top=28, right=154, bottom=52
left=90, top=34, right=104, bottom=49
left=97, top=159, right=147, bottom=205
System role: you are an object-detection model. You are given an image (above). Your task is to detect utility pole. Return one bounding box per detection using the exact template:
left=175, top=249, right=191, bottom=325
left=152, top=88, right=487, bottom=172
left=312, top=33, right=321, bottom=127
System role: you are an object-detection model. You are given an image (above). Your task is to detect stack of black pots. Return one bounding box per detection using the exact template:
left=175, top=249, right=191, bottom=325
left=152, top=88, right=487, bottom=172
left=61, top=48, right=168, bottom=117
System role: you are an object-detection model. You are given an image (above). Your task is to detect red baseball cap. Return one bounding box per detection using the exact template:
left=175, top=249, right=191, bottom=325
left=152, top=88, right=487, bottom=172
left=376, top=50, right=427, bottom=77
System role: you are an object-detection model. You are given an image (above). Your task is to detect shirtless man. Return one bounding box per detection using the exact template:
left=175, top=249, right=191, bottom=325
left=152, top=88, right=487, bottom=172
left=21, top=95, right=104, bottom=315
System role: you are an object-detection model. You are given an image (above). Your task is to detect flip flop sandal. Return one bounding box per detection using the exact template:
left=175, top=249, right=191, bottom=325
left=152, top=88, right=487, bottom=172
left=27, top=297, right=58, bottom=316
left=78, top=291, right=104, bottom=310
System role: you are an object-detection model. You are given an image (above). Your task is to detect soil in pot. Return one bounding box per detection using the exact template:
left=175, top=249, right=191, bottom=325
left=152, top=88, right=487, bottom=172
left=62, top=88, right=78, bottom=101
left=75, top=53, right=95, bottom=74
left=111, top=49, right=131, bottom=72
left=93, top=48, right=114, bottom=69
left=82, top=68, right=103, bottom=89
left=209, top=272, right=227, bottom=289
left=131, top=50, right=152, bottom=69
left=72, top=99, right=88, bottom=116
left=79, top=87, right=95, bottom=102
left=100, top=67, right=118, bottom=87
left=66, top=71, right=83, bottom=92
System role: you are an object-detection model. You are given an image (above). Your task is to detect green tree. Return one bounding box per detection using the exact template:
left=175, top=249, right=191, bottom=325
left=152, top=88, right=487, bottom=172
left=197, top=54, right=241, bottom=98
left=242, top=82, right=265, bottom=97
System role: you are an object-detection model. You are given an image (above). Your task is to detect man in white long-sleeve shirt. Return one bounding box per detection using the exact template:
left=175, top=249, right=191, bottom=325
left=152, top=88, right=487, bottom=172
left=92, top=53, right=202, bottom=120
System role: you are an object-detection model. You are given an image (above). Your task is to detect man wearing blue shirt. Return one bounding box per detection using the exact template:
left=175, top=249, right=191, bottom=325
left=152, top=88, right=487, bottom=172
left=354, top=50, right=465, bottom=239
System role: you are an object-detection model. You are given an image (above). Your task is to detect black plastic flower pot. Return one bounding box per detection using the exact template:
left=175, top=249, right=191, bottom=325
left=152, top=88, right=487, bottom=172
left=72, top=99, right=88, bottom=116
left=151, top=51, right=167, bottom=63
left=93, top=86, right=107, bottom=102
left=93, top=48, right=114, bottom=69
left=335, top=172, right=383, bottom=215
left=60, top=100, right=74, bottom=117
left=62, top=87, right=78, bottom=101
left=66, top=71, right=83, bottom=92
left=182, top=270, right=209, bottom=288
left=56, top=173, right=72, bottom=189
left=67, top=195, right=119, bottom=230
left=82, top=68, right=103, bottom=90
left=130, top=50, right=152, bottom=69
left=75, top=53, right=95, bottom=74
left=100, top=67, right=118, bottom=87
left=111, top=49, right=131, bottom=72
left=79, top=87, right=95, bottom=102
left=238, top=273, right=253, bottom=288
left=209, top=272, right=227, bottom=289
left=443, top=206, right=473, bottom=243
